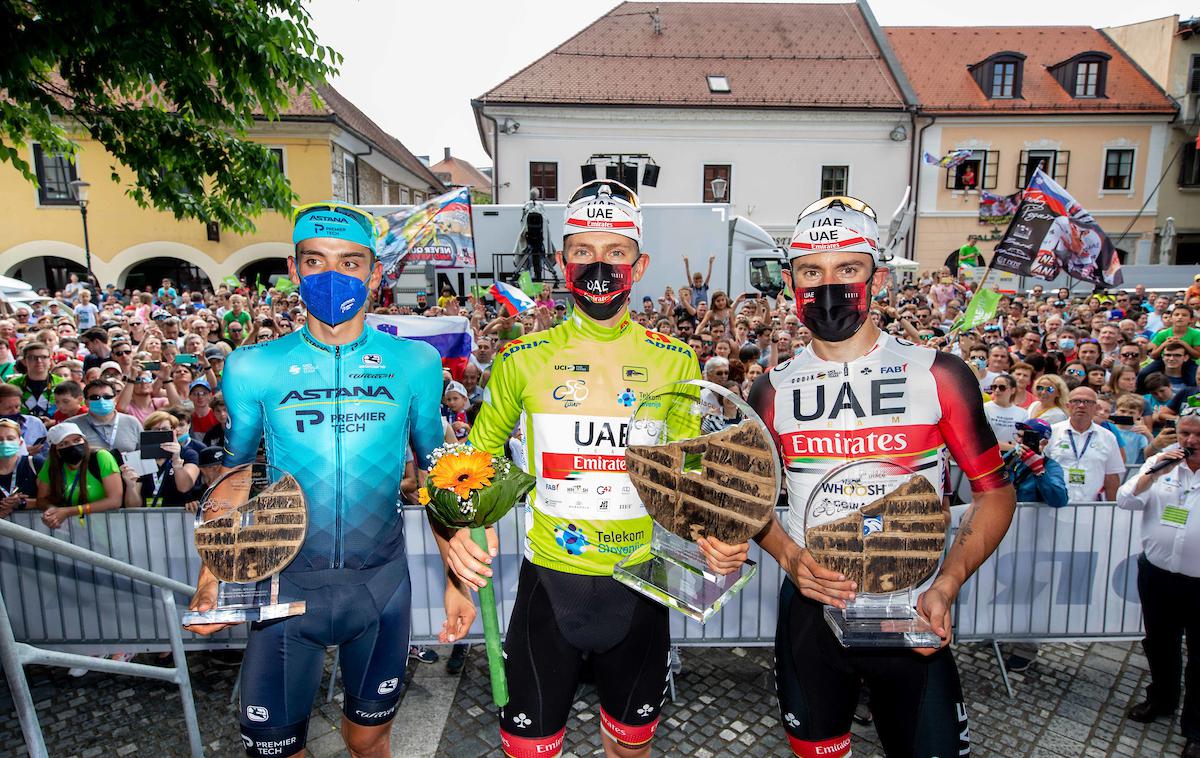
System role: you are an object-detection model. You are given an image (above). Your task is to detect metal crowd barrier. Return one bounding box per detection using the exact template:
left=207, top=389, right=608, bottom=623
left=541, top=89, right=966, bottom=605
left=1, top=496, right=1147, bottom=652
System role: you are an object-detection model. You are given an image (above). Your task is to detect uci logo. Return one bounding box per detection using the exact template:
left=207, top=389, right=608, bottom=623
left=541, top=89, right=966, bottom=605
left=552, top=380, right=589, bottom=403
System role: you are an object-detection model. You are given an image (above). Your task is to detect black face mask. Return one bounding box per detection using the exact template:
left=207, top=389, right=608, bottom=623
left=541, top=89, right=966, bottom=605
left=797, top=282, right=871, bottom=342
left=565, top=261, right=634, bottom=321
left=59, top=443, right=86, bottom=465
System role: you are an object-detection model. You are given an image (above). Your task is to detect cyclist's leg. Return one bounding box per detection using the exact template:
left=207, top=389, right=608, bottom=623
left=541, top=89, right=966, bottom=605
left=499, top=560, right=584, bottom=758
left=774, top=580, right=857, bottom=757
left=238, top=612, right=327, bottom=758
left=860, top=646, right=971, bottom=758
left=592, top=591, right=671, bottom=757
left=336, top=568, right=412, bottom=757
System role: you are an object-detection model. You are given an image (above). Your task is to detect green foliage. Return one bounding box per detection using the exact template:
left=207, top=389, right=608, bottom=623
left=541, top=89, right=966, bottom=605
left=0, top=1, right=342, bottom=233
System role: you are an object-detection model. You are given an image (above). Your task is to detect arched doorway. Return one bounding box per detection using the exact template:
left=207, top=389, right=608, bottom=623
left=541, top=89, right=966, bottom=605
left=124, top=258, right=212, bottom=293
left=7, top=256, right=89, bottom=294
left=239, top=258, right=290, bottom=291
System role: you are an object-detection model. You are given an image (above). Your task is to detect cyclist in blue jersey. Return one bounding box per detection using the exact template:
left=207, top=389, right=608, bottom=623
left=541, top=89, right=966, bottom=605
left=184, top=202, right=472, bottom=758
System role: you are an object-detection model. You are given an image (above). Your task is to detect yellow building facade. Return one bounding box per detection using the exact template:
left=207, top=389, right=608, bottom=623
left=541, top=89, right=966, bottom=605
left=0, top=84, right=444, bottom=292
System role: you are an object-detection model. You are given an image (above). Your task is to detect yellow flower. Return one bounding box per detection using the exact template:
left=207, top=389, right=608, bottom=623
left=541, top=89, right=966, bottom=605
left=417, top=488, right=430, bottom=506
left=431, top=449, right=495, bottom=500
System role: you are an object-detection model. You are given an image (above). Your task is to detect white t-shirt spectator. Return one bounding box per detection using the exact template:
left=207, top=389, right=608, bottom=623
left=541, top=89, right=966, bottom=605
left=983, top=402, right=1028, bottom=445
left=1046, top=421, right=1125, bottom=502
left=74, top=302, right=100, bottom=329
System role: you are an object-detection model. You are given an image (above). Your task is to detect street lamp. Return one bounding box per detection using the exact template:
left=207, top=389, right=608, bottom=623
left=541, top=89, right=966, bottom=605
left=710, top=177, right=728, bottom=202
left=68, top=179, right=94, bottom=289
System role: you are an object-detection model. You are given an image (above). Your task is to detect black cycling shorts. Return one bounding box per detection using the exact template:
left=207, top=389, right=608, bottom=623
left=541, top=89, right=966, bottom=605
left=775, top=579, right=971, bottom=758
left=238, top=560, right=411, bottom=757
left=498, top=560, right=670, bottom=758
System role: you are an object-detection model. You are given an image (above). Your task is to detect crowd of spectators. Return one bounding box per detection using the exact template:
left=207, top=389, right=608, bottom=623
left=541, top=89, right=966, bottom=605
left=2, top=265, right=1198, bottom=529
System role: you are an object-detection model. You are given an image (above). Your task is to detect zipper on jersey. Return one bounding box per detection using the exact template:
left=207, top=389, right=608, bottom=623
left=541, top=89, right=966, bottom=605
left=334, top=343, right=344, bottom=568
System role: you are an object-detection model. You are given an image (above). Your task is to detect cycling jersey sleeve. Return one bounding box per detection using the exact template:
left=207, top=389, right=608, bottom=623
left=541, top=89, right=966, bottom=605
left=221, top=346, right=264, bottom=467
left=467, top=352, right=524, bottom=458
left=931, top=352, right=1008, bottom=493
left=407, top=342, right=446, bottom=470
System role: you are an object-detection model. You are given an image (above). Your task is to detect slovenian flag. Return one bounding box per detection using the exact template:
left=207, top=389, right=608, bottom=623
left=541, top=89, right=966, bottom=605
left=489, top=281, right=535, bottom=316
left=364, top=314, right=475, bottom=380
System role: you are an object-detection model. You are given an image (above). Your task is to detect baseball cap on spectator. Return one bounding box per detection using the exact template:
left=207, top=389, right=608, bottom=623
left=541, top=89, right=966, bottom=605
left=99, top=361, right=122, bottom=375
left=444, top=381, right=468, bottom=400
left=554, top=300, right=567, bottom=311
left=189, top=378, right=212, bottom=393
left=1016, top=418, right=1053, bottom=440
left=1194, top=274, right=1200, bottom=282
left=203, top=347, right=225, bottom=361
left=151, top=310, right=171, bottom=321
left=198, top=447, right=225, bottom=467
left=46, top=422, right=84, bottom=446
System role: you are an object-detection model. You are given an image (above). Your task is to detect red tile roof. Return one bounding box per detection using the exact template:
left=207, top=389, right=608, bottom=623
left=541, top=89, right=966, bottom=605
left=885, top=26, right=1175, bottom=115
left=479, top=2, right=907, bottom=109
left=429, top=155, right=492, bottom=194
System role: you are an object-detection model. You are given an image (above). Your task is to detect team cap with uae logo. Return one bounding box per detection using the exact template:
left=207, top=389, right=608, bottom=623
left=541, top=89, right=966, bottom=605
left=562, top=179, right=643, bottom=246
left=788, top=196, right=880, bottom=262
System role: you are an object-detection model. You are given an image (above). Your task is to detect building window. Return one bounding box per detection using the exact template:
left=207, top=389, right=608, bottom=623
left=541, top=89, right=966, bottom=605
left=529, top=161, right=558, bottom=201
left=946, top=150, right=998, bottom=191
left=1190, top=55, right=1200, bottom=95
left=397, top=186, right=409, bottom=204
left=1075, top=61, right=1101, bottom=97
left=820, top=166, right=848, bottom=198
left=1181, top=142, right=1200, bottom=186
left=702, top=164, right=732, bottom=203
left=412, top=190, right=425, bottom=204
left=269, top=147, right=286, bottom=176
left=342, top=154, right=358, bottom=204
left=32, top=144, right=78, bottom=205
left=1103, top=148, right=1134, bottom=191
left=992, top=62, right=1017, bottom=98
left=1017, top=150, right=1057, bottom=188
left=706, top=75, right=731, bottom=93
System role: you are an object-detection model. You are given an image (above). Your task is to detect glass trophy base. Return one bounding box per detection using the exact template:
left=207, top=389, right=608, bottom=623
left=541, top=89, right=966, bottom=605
left=823, top=602, right=942, bottom=648
left=181, top=577, right=306, bottom=626
left=612, top=529, right=757, bottom=624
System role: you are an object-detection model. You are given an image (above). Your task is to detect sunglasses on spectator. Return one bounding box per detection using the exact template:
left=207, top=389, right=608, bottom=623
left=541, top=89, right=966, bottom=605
left=1066, top=369, right=1085, bottom=377
left=86, top=393, right=115, bottom=401
left=113, top=349, right=132, bottom=357
left=1181, top=406, right=1200, bottom=418
left=1120, top=351, right=1140, bottom=358
left=990, top=384, right=1011, bottom=391
left=1035, top=385, right=1056, bottom=393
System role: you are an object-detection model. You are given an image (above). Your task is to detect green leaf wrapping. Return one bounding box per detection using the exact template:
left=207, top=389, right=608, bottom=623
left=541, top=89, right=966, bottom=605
left=422, top=456, right=535, bottom=530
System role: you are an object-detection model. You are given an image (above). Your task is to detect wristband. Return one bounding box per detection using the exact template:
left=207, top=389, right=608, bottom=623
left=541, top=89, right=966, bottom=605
left=76, top=504, right=84, bottom=522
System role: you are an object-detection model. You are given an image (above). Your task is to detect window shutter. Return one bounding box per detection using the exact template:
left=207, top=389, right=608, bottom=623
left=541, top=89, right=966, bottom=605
left=1055, top=151, right=1070, bottom=187
left=945, top=162, right=957, bottom=190
left=984, top=151, right=999, bottom=189
left=1016, top=150, right=1029, bottom=188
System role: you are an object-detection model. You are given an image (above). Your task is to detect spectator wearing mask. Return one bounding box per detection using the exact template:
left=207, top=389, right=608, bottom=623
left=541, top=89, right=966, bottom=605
left=1046, top=386, right=1125, bottom=502
left=68, top=379, right=140, bottom=454
left=120, top=411, right=199, bottom=508
left=0, top=418, right=42, bottom=517
left=1117, top=410, right=1200, bottom=757
left=0, top=383, right=47, bottom=456
left=165, top=406, right=206, bottom=459
left=51, top=381, right=84, bottom=424
left=36, top=422, right=123, bottom=528
left=983, top=374, right=1028, bottom=451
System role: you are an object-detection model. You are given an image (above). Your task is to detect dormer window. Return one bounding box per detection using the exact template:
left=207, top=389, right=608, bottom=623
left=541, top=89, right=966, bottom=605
left=969, top=52, right=1026, bottom=99
left=1049, top=52, right=1111, bottom=98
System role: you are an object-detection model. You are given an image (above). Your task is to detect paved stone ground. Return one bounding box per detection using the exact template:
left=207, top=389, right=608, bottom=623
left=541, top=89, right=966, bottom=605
left=0, top=641, right=1192, bottom=757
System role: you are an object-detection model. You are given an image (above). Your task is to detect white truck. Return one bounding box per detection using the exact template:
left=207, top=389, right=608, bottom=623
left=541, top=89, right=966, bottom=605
left=365, top=201, right=788, bottom=306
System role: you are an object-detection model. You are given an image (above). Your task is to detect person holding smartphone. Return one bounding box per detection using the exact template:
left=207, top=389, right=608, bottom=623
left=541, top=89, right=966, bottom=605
left=120, top=411, right=199, bottom=508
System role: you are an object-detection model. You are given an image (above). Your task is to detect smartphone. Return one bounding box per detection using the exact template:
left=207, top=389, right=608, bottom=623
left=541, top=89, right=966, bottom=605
left=139, top=430, right=174, bottom=460
left=1109, top=414, right=1134, bottom=426
left=142, top=361, right=161, bottom=372
left=1020, top=430, right=1043, bottom=450
left=174, top=354, right=198, bottom=365
left=1164, top=419, right=1177, bottom=429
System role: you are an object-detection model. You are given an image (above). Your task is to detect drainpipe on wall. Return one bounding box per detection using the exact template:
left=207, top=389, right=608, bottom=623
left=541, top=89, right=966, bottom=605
left=910, top=113, right=937, bottom=264
left=472, top=100, right=500, bottom=202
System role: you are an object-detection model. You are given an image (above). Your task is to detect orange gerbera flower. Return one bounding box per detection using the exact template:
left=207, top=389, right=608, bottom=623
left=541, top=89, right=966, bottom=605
left=431, top=450, right=495, bottom=500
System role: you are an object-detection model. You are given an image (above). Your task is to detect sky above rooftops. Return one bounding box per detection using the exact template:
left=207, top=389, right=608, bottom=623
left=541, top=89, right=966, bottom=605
left=308, top=0, right=1197, bottom=167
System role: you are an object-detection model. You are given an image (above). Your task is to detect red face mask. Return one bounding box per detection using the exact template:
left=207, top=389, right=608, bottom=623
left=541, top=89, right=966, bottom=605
left=565, top=261, right=633, bottom=320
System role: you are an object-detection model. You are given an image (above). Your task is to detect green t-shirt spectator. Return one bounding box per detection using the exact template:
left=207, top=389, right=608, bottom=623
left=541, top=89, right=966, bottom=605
left=1151, top=326, right=1200, bottom=349
left=37, top=449, right=119, bottom=504
left=222, top=310, right=251, bottom=338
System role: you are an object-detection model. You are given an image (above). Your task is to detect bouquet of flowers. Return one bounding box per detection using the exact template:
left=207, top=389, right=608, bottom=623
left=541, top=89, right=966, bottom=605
left=420, top=444, right=534, bottom=706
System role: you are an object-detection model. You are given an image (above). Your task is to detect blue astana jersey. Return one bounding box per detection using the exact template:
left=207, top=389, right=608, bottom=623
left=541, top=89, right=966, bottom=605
left=222, top=325, right=444, bottom=572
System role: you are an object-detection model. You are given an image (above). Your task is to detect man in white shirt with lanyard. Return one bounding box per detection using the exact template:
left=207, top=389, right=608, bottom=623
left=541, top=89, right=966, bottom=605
left=66, top=379, right=141, bottom=455
left=1117, top=407, right=1200, bottom=758
left=1047, top=386, right=1124, bottom=502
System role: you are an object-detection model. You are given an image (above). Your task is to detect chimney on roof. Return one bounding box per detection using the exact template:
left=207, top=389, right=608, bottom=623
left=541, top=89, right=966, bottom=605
left=444, top=147, right=451, bottom=161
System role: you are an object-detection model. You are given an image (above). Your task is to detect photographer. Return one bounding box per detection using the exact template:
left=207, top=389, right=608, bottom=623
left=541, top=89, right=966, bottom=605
left=1006, top=419, right=1068, bottom=509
